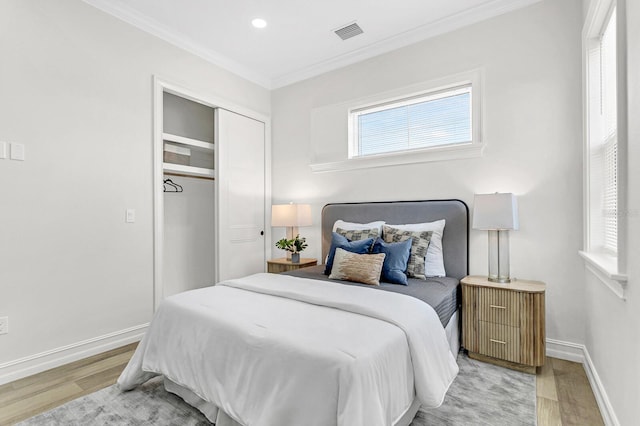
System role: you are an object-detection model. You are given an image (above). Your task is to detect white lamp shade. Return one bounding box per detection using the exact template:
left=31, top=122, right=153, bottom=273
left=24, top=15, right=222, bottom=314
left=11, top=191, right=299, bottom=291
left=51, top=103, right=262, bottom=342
left=472, top=193, right=519, bottom=230
left=271, top=204, right=312, bottom=227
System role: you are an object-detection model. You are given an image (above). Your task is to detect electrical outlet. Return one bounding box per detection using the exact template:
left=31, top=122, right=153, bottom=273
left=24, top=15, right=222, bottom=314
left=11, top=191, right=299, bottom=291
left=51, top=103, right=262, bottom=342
left=0, top=317, right=8, bottom=335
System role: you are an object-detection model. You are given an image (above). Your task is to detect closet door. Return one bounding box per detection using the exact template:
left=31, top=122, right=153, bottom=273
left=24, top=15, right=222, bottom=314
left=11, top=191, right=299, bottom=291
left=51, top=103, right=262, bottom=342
left=216, top=109, right=266, bottom=281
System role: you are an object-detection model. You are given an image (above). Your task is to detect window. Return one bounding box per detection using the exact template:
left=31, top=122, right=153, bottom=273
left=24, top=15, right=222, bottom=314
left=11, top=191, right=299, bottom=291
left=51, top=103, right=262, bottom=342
left=586, top=6, right=617, bottom=254
left=309, top=71, right=483, bottom=173
left=349, top=84, right=473, bottom=158
left=582, top=0, right=627, bottom=297
left=600, top=9, right=618, bottom=253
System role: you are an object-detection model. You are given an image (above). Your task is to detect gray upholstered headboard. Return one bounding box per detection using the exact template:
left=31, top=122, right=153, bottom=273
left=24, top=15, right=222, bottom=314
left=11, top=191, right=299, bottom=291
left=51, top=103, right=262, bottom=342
left=321, top=200, right=469, bottom=280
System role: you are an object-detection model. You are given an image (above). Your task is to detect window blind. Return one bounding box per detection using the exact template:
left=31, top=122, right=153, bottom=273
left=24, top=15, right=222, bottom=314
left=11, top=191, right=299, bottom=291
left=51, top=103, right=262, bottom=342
left=354, top=86, right=472, bottom=157
left=601, top=10, right=617, bottom=139
left=600, top=7, right=617, bottom=253
left=603, top=138, right=617, bottom=251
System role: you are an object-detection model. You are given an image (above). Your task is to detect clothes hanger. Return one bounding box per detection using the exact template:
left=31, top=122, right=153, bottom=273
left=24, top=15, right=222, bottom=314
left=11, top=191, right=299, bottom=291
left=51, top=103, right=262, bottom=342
left=163, top=178, right=183, bottom=193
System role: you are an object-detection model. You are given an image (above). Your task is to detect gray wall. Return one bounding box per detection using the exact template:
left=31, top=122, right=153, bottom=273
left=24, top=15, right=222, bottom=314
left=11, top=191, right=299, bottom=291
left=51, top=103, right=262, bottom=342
left=163, top=177, right=215, bottom=297
left=163, top=93, right=215, bottom=143
left=271, top=0, right=585, bottom=347
left=0, top=0, right=269, bottom=374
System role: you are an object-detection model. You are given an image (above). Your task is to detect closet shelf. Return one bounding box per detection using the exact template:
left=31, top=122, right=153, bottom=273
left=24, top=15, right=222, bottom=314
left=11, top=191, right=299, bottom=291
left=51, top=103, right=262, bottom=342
left=163, top=132, right=215, bottom=152
left=163, top=163, right=215, bottom=179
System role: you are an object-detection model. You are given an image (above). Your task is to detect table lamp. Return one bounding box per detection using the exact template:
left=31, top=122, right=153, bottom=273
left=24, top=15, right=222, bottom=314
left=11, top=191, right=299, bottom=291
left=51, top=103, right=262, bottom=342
left=271, top=203, right=312, bottom=259
left=472, top=193, right=519, bottom=283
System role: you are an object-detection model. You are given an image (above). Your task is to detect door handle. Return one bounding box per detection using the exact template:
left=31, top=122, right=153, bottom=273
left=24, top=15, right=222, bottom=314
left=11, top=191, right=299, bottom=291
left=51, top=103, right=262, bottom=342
left=260, top=230, right=264, bottom=236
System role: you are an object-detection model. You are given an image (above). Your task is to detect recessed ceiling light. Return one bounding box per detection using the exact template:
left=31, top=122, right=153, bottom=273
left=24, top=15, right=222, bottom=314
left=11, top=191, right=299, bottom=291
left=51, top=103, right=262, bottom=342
left=251, top=18, right=267, bottom=29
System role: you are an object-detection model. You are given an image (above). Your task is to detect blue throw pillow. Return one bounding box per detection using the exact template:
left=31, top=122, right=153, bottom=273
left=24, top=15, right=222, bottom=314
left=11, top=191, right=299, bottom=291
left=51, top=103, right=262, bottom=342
left=324, top=233, right=374, bottom=275
left=372, top=238, right=412, bottom=285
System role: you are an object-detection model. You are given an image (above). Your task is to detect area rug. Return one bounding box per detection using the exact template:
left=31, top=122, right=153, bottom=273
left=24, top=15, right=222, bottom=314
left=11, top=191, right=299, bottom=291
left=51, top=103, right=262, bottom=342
left=416, top=354, right=536, bottom=425
left=18, top=353, right=536, bottom=426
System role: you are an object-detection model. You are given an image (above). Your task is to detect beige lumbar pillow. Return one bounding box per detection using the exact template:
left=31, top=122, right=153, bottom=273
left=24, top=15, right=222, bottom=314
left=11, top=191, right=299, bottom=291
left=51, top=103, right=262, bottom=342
left=328, top=247, right=386, bottom=286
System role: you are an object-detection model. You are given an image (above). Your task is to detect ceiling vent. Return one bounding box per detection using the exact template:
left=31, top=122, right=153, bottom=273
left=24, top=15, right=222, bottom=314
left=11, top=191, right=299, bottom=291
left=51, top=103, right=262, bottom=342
left=334, top=22, right=363, bottom=41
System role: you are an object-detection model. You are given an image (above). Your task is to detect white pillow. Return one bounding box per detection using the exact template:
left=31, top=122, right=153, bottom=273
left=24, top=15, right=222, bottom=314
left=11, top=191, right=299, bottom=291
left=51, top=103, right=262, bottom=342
left=385, top=220, right=446, bottom=277
left=332, top=220, right=385, bottom=235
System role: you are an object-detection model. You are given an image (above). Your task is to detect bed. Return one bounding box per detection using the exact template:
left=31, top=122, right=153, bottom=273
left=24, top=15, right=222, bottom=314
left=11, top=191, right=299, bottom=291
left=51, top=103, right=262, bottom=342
left=118, top=199, right=469, bottom=426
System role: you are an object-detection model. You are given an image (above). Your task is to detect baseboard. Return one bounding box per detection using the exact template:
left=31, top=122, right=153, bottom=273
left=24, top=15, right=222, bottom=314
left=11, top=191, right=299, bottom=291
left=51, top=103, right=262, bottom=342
left=546, top=338, right=585, bottom=363
left=546, top=338, right=619, bottom=426
left=582, top=346, right=620, bottom=426
left=0, top=323, right=148, bottom=385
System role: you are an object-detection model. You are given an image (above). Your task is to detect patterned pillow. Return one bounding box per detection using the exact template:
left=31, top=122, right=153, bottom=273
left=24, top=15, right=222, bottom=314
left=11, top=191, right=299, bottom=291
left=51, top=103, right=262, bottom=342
left=387, top=220, right=446, bottom=277
left=332, top=220, right=385, bottom=235
left=328, top=248, right=386, bottom=286
left=382, top=225, right=433, bottom=280
left=335, top=227, right=379, bottom=242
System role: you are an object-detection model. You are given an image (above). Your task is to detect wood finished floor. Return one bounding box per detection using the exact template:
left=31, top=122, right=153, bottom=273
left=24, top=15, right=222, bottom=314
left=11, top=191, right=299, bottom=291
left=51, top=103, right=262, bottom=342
left=0, top=346, right=604, bottom=426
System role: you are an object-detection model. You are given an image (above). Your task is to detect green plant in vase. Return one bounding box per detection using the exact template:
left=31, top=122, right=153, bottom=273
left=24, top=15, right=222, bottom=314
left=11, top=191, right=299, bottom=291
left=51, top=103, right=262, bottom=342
left=275, top=234, right=308, bottom=263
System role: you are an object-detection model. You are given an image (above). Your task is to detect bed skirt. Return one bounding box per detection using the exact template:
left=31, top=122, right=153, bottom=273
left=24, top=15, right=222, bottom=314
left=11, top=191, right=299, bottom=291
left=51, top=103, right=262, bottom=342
left=164, top=378, right=422, bottom=426
left=163, top=310, right=460, bottom=426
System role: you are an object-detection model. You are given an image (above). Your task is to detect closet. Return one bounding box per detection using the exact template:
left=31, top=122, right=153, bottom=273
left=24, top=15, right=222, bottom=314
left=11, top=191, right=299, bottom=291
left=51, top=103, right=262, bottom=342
left=162, top=92, right=216, bottom=298
left=156, top=83, right=267, bottom=304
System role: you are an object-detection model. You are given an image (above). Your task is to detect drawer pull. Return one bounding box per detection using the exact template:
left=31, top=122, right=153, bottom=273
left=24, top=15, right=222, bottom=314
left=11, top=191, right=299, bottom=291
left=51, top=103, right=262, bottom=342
left=490, top=339, right=506, bottom=345
left=490, top=304, right=506, bottom=310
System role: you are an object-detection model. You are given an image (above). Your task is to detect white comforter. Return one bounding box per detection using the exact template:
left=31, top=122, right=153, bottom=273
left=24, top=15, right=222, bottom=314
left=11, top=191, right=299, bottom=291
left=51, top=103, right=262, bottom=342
left=118, top=273, right=458, bottom=426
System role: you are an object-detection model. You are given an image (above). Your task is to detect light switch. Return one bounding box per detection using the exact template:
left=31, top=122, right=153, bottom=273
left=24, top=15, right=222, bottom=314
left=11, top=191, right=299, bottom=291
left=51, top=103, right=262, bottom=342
left=126, top=209, right=136, bottom=223
left=0, top=142, right=6, bottom=159
left=10, top=143, right=25, bottom=161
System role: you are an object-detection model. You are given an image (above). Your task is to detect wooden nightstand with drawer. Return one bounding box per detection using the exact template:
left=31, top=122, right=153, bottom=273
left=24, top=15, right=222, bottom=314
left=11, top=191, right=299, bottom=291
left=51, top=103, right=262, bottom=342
left=267, top=258, right=317, bottom=274
left=461, top=275, right=545, bottom=374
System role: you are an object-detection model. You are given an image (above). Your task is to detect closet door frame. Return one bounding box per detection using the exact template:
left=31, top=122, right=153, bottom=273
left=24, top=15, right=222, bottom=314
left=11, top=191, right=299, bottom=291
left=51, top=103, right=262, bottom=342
left=152, top=76, right=272, bottom=311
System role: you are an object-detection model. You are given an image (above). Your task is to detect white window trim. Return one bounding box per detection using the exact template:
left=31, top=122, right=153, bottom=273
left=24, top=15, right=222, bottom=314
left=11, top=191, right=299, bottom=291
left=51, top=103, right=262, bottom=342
left=310, top=142, right=484, bottom=172
left=310, top=70, right=484, bottom=173
left=579, top=251, right=627, bottom=299
left=582, top=0, right=628, bottom=299
left=348, top=84, right=473, bottom=159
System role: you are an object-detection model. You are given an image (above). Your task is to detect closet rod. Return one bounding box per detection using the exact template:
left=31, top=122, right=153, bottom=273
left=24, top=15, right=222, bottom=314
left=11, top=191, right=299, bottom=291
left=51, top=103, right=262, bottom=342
left=164, top=172, right=215, bottom=181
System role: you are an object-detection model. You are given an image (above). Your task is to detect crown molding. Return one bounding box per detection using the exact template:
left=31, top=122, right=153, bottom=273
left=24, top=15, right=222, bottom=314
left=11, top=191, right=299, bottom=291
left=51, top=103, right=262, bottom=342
left=271, top=0, right=542, bottom=88
left=82, top=0, right=273, bottom=89
left=84, top=0, right=541, bottom=90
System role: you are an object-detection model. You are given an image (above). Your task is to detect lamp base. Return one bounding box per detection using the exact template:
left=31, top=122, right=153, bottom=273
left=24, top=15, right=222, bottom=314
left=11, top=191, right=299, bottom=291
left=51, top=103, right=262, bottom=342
left=285, top=226, right=299, bottom=260
left=488, top=230, right=511, bottom=283
left=488, top=276, right=511, bottom=284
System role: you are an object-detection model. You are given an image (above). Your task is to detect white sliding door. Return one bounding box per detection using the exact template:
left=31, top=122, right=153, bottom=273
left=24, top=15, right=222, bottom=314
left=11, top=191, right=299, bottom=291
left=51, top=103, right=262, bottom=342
left=216, top=108, right=266, bottom=281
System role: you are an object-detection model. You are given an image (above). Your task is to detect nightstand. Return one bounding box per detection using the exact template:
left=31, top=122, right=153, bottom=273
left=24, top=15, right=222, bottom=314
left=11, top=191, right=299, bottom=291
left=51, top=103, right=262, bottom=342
left=461, top=275, right=545, bottom=374
left=267, top=258, right=318, bottom=274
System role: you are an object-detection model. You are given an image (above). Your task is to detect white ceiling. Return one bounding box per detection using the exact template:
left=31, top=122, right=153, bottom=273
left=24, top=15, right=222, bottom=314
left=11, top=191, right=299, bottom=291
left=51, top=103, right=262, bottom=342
left=84, top=0, right=540, bottom=89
